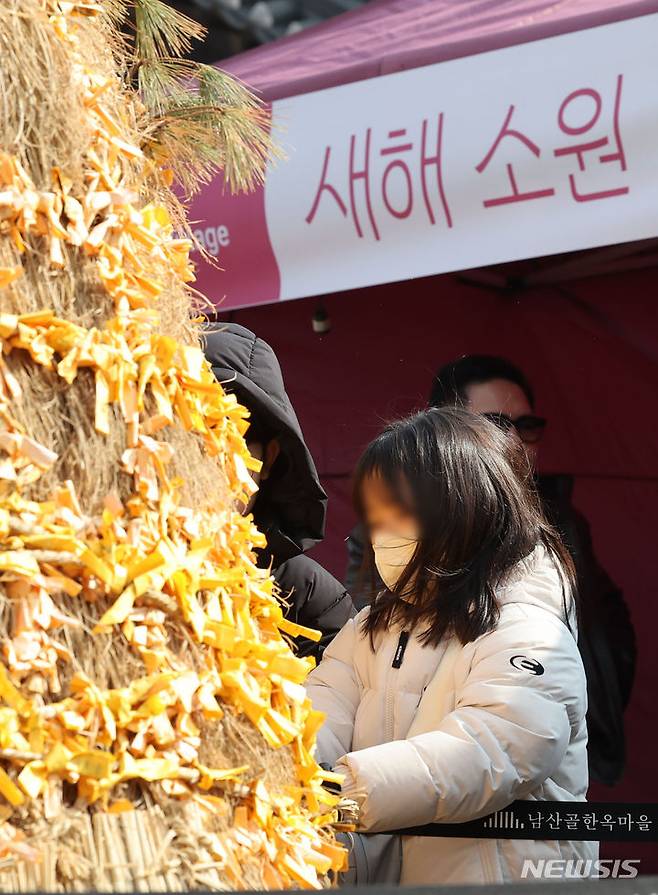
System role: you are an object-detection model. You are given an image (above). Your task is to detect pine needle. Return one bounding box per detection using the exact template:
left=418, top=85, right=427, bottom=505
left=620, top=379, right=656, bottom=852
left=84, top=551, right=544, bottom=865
left=138, top=58, right=198, bottom=117
left=102, top=0, right=129, bottom=24
left=198, top=66, right=263, bottom=114
left=133, top=0, right=205, bottom=61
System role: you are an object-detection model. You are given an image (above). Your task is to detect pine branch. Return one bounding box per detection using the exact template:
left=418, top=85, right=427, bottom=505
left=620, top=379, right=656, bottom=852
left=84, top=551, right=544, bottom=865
left=141, top=64, right=278, bottom=196
left=124, top=4, right=277, bottom=195
left=146, top=100, right=274, bottom=195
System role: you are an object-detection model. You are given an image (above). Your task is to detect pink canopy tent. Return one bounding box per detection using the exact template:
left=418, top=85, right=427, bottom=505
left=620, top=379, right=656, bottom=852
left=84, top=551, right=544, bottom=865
left=188, top=0, right=658, bottom=873
left=220, top=0, right=658, bottom=101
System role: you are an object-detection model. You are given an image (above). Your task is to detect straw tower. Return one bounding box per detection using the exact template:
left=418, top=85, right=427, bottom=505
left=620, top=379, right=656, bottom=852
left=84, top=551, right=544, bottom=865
left=0, top=1, right=344, bottom=888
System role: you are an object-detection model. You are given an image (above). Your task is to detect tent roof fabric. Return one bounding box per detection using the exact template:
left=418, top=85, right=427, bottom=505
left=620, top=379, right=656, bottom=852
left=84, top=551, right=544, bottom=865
left=222, top=0, right=658, bottom=100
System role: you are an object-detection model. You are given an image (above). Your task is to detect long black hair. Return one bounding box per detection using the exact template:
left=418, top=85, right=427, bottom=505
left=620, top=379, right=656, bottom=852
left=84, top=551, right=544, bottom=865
left=353, top=407, right=575, bottom=647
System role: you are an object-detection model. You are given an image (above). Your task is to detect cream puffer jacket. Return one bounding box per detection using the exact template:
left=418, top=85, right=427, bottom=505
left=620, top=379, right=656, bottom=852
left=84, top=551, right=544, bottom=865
left=307, top=545, right=597, bottom=886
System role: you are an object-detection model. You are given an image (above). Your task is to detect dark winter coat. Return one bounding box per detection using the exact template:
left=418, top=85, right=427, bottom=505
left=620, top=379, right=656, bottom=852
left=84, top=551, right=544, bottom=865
left=204, top=323, right=354, bottom=660
left=345, top=473, right=636, bottom=787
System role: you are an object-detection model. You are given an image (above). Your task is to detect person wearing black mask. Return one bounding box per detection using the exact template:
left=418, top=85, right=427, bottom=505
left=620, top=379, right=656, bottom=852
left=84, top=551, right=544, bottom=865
left=205, top=323, right=354, bottom=661
left=345, top=355, right=635, bottom=787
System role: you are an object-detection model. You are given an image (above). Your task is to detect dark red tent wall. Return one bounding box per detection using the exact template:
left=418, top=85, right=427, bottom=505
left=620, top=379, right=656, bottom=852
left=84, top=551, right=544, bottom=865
left=225, top=266, right=658, bottom=872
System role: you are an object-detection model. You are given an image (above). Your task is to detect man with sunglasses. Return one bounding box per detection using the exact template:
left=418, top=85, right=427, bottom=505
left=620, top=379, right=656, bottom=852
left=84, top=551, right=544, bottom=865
left=345, top=354, right=635, bottom=789
left=430, top=356, right=548, bottom=465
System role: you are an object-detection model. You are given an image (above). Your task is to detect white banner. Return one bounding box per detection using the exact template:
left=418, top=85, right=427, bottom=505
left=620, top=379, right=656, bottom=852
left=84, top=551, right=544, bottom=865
left=261, top=13, right=658, bottom=301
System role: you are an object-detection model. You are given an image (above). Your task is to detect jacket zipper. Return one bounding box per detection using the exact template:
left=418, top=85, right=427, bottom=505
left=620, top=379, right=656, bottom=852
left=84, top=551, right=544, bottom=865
left=384, top=631, right=409, bottom=740
left=392, top=630, right=409, bottom=667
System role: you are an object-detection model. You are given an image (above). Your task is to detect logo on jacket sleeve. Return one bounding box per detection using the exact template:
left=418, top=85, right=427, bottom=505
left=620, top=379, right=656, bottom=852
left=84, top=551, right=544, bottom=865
left=510, top=655, right=545, bottom=675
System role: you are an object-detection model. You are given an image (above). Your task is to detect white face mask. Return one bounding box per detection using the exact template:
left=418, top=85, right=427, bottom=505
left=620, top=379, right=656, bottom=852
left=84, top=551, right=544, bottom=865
left=372, top=528, right=419, bottom=592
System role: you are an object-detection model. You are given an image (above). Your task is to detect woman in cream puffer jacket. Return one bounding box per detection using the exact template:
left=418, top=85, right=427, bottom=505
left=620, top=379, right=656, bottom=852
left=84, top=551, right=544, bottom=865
left=307, top=409, right=596, bottom=885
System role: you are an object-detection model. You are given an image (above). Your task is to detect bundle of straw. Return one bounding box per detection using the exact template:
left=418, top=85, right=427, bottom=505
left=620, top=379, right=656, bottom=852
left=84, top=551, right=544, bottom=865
left=0, top=1, right=344, bottom=889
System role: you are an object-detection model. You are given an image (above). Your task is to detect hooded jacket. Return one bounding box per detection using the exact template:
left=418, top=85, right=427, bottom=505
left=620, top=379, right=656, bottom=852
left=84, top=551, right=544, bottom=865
left=308, top=545, right=596, bottom=886
left=204, top=323, right=354, bottom=659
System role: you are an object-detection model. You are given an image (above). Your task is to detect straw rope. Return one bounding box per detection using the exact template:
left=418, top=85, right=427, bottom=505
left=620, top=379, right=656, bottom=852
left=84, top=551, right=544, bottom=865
left=0, top=1, right=346, bottom=888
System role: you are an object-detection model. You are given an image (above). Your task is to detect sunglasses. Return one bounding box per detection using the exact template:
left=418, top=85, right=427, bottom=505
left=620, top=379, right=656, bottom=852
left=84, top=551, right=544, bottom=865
left=482, top=412, right=547, bottom=444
